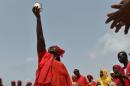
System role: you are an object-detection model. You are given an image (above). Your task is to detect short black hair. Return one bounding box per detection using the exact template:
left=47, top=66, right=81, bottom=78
left=73, top=69, right=79, bottom=73
left=118, top=51, right=127, bottom=58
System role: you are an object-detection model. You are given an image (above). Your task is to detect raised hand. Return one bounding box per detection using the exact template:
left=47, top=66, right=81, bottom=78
left=32, top=6, right=41, bottom=18
left=106, top=0, right=130, bottom=34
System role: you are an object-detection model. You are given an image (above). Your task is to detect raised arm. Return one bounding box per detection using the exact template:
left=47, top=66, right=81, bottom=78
left=32, top=6, right=46, bottom=58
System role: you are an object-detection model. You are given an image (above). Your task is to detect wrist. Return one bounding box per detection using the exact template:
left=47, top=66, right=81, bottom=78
left=36, top=15, right=41, bottom=19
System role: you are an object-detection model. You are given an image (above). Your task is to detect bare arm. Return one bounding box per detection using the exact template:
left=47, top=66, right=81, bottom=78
left=32, top=6, right=46, bottom=59
left=36, top=16, right=46, bottom=53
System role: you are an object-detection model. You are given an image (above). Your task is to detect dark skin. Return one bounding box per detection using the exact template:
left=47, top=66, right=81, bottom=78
left=32, top=6, right=46, bottom=53
left=100, top=71, right=103, bottom=78
left=0, top=78, right=3, bottom=86
left=32, top=6, right=60, bottom=62
left=25, top=82, right=32, bottom=86
left=106, top=0, right=130, bottom=34
left=11, top=81, right=16, bottom=86
left=118, top=52, right=128, bottom=68
left=87, top=75, right=93, bottom=82
left=17, top=80, right=22, bottom=86
left=74, top=71, right=81, bottom=79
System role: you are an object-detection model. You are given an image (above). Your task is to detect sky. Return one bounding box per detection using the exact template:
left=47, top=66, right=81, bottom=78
left=0, top=0, right=130, bottom=85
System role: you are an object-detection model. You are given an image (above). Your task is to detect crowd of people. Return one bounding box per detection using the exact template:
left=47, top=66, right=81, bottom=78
left=71, top=50, right=130, bottom=86
left=1, top=51, right=130, bottom=86
left=0, top=78, right=32, bottom=86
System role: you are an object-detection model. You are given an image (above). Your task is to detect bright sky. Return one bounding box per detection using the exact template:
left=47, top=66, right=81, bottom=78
left=0, top=0, right=130, bottom=85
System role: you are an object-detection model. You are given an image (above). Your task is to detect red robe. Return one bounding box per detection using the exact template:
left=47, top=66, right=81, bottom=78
left=113, top=78, right=124, bottom=86
left=88, top=81, right=96, bottom=86
left=76, top=76, right=88, bottom=86
left=112, top=65, right=125, bottom=86
left=34, top=51, right=72, bottom=86
left=124, top=61, right=130, bottom=86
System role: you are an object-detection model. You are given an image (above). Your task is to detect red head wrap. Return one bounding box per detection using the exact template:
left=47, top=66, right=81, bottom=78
left=48, top=45, right=65, bottom=57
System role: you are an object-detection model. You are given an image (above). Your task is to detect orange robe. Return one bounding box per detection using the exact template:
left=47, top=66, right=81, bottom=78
left=34, top=51, right=72, bottom=86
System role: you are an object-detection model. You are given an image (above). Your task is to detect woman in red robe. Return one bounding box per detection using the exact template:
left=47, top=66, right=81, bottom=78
left=111, top=65, right=125, bottom=86
left=32, top=6, right=72, bottom=86
left=73, top=69, right=88, bottom=86
left=87, top=74, right=96, bottom=86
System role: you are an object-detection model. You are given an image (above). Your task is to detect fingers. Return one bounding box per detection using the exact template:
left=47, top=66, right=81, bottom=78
left=105, top=16, right=115, bottom=24
left=111, top=4, right=122, bottom=9
left=124, top=25, right=130, bottom=34
left=32, top=6, right=37, bottom=13
left=32, top=6, right=40, bottom=13
left=106, top=11, right=120, bottom=24
left=106, top=0, right=130, bottom=34
left=107, top=13, right=115, bottom=17
left=121, top=0, right=130, bottom=4
left=32, top=6, right=36, bottom=12
left=115, top=23, right=123, bottom=33
left=111, top=20, right=118, bottom=29
left=120, top=0, right=125, bottom=4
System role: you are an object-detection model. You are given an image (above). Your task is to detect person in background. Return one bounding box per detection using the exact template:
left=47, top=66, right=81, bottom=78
left=0, top=78, right=3, bottom=86
left=32, top=4, right=72, bottom=86
left=17, top=80, right=22, bottom=86
left=72, top=75, right=79, bottom=86
left=97, top=69, right=111, bottom=86
left=73, top=69, right=88, bottom=86
left=87, top=74, right=96, bottom=86
left=110, top=71, right=117, bottom=86
left=117, top=51, right=130, bottom=86
left=112, top=65, right=126, bottom=86
left=11, top=80, right=16, bottom=86
left=25, top=81, right=32, bottom=86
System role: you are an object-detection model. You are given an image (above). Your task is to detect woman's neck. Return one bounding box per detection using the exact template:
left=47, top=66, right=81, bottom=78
left=54, top=56, right=61, bottom=61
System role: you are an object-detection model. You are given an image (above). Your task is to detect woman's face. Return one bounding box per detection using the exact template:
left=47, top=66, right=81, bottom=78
left=100, top=71, right=103, bottom=77
left=87, top=75, right=93, bottom=82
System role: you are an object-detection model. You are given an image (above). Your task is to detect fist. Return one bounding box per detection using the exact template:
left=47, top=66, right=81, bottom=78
left=32, top=3, right=41, bottom=17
